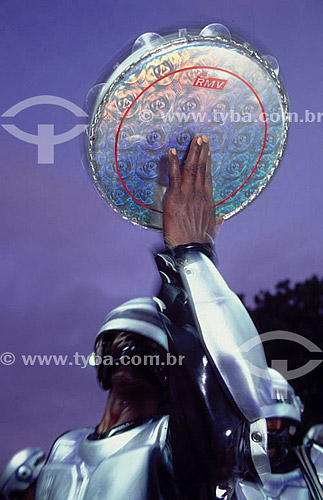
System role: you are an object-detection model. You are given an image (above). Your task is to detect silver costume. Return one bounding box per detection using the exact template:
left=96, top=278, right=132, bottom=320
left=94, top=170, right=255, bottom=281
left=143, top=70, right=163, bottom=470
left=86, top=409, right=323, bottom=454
left=0, top=447, right=46, bottom=499
left=34, top=245, right=298, bottom=498
left=35, top=417, right=169, bottom=500
left=235, top=369, right=323, bottom=499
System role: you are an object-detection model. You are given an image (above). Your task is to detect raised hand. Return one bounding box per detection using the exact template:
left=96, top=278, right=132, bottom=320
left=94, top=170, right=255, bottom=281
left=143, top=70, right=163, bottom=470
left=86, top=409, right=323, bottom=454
left=163, top=136, right=215, bottom=248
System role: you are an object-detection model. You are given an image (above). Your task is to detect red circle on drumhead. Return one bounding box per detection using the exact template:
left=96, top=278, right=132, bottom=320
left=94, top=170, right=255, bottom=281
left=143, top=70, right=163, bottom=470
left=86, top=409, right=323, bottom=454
left=114, top=66, right=268, bottom=213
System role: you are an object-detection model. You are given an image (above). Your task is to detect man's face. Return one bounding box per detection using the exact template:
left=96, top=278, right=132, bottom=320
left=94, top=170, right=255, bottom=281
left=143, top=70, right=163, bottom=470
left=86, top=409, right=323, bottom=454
left=267, top=418, right=283, bottom=431
left=96, top=332, right=168, bottom=431
left=110, top=332, right=147, bottom=388
left=109, top=331, right=166, bottom=397
left=267, top=418, right=283, bottom=458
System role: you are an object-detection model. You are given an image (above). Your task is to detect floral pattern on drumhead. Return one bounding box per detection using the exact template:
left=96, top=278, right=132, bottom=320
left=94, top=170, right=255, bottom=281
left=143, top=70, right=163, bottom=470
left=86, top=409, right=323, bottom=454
left=89, top=39, right=288, bottom=230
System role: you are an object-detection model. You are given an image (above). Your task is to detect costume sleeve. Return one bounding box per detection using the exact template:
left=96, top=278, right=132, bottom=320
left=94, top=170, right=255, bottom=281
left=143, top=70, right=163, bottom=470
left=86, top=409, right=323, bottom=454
left=154, top=243, right=271, bottom=495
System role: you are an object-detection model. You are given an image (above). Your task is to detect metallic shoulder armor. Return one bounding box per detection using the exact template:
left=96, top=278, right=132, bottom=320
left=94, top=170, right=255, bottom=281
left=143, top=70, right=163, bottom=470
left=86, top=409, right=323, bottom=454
left=35, top=416, right=169, bottom=500
left=0, top=447, right=46, bottom=499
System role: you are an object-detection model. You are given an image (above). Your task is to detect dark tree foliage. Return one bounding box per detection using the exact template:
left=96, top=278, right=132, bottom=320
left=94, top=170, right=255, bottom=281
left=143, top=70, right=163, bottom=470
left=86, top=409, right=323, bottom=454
left=245, top=276, right=323, bottom=431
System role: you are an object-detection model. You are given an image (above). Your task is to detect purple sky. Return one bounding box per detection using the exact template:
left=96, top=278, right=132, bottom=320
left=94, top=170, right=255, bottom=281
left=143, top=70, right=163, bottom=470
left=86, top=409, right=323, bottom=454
left=1, top=0, right=322, bottom=468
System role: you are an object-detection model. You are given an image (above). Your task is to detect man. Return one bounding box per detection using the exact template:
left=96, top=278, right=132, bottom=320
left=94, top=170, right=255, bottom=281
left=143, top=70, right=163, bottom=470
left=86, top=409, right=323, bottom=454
left=2, top=136, right=274, bottom=499
left=235, top=368, right=323, bottom=499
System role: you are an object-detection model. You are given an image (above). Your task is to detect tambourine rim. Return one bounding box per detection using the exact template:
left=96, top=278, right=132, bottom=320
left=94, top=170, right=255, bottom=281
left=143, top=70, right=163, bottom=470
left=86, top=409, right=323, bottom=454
left=87, top=34, right=289, bottom=231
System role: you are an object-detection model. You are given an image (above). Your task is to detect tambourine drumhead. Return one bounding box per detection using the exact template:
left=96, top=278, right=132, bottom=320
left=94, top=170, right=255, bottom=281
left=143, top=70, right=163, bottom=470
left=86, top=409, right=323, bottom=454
left=87, top=25, right=288, bottom=230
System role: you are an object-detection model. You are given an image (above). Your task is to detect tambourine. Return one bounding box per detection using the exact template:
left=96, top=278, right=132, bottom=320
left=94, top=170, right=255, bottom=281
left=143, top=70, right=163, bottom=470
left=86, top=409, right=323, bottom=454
left=86, top=23, right=289, bottom=230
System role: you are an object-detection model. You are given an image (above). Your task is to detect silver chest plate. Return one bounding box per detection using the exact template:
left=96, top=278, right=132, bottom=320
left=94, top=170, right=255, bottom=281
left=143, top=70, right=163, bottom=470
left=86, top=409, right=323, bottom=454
left=35, top=416, right=169, bottom=500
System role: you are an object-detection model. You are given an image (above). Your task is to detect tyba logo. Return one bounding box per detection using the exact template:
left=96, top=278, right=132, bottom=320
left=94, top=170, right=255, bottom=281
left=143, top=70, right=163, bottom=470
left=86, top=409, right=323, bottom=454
left=1, top=96, right=88, bottom=164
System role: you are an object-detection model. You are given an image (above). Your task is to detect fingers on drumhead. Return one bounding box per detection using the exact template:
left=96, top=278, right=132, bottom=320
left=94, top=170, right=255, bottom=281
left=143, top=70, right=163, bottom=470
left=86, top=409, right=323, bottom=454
left=167, top=148, right=181, bottom=190
left=167, top=136, right=213, bottom=195
left=181, top=136, right=203, bottom=192
left=205, top=148, right=214, bottom=197
left=195, top=136, right=209, bottom=189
